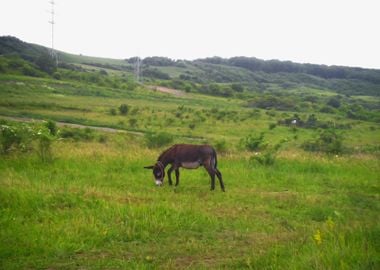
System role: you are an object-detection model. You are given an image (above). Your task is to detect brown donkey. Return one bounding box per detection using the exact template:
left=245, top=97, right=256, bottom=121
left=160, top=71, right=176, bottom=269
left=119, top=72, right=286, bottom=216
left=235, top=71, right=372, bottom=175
left=144, top=144, right=225, bottom=191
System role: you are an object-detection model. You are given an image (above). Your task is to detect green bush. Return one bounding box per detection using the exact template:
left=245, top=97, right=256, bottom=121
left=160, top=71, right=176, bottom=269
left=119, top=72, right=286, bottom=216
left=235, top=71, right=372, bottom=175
left=0, top=125, right=21, bottom=153
left=241, top=132, right=266, bottom=151
left=145, top=132, right=173, bottom=148
left=214, top=139, right=228, bottom=153
left=60, top=128, right=95, bottom=141
left=250, top=143, right=282, bottom=166
left=45, top=120, right=58, bottom=136
left=35, top=126, right=55, bottom=162
left=302, top=129, right=344, bottom=154
left=119, top=104, right=129, bottom=115
left=0, top=122, right=58, bottom=161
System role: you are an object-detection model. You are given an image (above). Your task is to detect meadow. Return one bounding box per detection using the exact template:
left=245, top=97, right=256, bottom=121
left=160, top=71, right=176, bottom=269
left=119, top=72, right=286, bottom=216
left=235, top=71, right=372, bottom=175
left=0, top=69, right=379, bottom=269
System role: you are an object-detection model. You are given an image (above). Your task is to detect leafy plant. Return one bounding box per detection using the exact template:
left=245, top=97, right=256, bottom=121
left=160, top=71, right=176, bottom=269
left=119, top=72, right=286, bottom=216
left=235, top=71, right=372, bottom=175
left=250, top=142, right=282, bottom=166
left=119, top=104, right=129, bottom=115
left=145, top=132, right=173, bottom=148
left=302, top=129, right=344, bottom=154
left=214, top=139, right=228, bottom=153
left=241, top=132, right=266, bottom=151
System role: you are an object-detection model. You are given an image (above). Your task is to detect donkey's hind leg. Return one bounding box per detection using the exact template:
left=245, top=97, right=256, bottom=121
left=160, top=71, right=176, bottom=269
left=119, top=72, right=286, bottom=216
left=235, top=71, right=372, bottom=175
left=215, top=169, right=225, bottom=192
left=175, top=168, right=180, bottom=186
left=205, top=166, right=216, bottom=190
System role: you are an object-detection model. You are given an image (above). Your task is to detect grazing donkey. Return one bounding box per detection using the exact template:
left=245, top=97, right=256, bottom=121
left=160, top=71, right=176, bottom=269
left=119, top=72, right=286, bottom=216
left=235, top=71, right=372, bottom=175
left=144, top=144, right=225, bottom=191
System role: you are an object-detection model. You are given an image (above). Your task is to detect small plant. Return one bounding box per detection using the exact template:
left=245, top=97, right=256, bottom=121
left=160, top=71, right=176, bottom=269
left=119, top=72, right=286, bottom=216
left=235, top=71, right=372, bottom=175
left=45, top=120, right=58, bottom=136
left=119, top=104, right=129, bottom=115
left=129, top=118, right=138, bottom=127
left=0, top=125, right=20, bottom=153
left=241, top=132, right=266, bottom=151
left=214, top=139, right=228, bottom=153
left=145, top=132, right=173, bottom=148
left=110, top=108, right=117, bottom=116
left=268, top=123, right=277, bottom=130
left=302, top=129, right=343, bottom=154
left=35, top=126, right=55, bottom=162
left=250, top=143, right=282, bottom=166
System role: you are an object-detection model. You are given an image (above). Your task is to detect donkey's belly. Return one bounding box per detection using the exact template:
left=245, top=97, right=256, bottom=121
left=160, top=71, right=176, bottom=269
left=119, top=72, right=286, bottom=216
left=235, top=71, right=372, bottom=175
left=181, top=161, right=201, bottom=169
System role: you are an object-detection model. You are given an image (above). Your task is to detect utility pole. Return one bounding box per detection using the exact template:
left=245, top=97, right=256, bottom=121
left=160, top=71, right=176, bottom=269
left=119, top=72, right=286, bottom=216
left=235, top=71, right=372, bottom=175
left=48, top=0, right=58, bottom=67
left=135, top=57, right=143, bottom=83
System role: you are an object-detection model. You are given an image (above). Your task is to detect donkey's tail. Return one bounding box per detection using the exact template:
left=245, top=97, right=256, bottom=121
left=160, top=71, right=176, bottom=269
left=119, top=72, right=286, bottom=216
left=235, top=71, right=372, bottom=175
left=212, top=148, right=218, bottom=169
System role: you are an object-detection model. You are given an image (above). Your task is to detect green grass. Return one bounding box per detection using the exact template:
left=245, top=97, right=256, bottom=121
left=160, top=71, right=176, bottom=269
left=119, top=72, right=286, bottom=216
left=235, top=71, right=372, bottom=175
left=0, top=138, right=379, bottom=269
left=1, top=69, right=379, bottom=269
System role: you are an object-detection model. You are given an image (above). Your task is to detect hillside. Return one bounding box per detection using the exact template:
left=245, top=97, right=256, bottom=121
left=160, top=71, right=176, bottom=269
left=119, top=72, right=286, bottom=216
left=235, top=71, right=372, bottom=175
left=1, top=36, right=380, bottom=98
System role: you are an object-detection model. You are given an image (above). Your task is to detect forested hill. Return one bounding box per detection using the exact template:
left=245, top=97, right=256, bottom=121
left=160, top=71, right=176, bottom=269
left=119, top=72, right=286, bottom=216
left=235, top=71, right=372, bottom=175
left=1, top=35, right=380, bottom=97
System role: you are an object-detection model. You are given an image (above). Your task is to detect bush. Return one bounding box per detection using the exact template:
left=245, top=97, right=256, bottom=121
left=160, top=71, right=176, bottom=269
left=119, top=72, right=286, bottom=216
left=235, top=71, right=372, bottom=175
left=302, top=129, right=344, bottom=154
left=214, top=139, right=228, bottom=153
left=119, top=104, right=129, bottom=115
left=250, top=143, right=282, bottom=166
left=35, top=126, right=55, bottom=162
left=110, top=108, right=117, bottom=115
left=241, top=132, right=266, bottom=151
left=45, top=120, right=58, bottom=136
left=145, top=132, right=173, bottom=148
left=0, top=125, right=21, bottom=153
left=60, top=127, right=94, bottom=141
left=0, top=122, right=58, bottom=161
left=269, top=123, right=277, bottom=130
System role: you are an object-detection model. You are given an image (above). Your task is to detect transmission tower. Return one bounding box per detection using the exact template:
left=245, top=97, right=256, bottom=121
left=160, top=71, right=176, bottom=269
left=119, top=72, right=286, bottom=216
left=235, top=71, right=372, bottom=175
left=48, top=0, right=58, bottom=67
left=135, top=57, right=143, bottom=83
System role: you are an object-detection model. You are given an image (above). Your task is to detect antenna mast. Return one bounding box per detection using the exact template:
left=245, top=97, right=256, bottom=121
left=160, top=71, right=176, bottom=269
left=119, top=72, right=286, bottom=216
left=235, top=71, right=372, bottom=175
left=48, top=0, right=58, bottom=67
left=135, top=57, right=143, bottom=83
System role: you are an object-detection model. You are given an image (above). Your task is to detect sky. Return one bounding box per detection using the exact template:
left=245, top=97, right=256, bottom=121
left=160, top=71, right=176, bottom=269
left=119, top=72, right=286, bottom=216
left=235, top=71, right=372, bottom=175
left=1, top=0, right=380, bottom=69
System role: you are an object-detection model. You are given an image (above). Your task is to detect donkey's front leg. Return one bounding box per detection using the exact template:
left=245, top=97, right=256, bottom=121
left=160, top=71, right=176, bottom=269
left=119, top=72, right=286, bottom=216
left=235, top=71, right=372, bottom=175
left=167, top=166, right=174, bottom=186
left=175, top=168, right=180, bottom=186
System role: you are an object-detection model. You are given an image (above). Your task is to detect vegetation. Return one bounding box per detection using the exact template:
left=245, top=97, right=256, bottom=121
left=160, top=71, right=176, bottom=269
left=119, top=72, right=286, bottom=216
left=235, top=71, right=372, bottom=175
left=0, top=36, right=379, bottom=269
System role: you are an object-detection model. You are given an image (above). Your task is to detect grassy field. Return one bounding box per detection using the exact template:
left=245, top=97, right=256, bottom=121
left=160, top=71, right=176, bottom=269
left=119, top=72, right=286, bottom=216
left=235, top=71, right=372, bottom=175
left=1, top=72, right=379, bottom=269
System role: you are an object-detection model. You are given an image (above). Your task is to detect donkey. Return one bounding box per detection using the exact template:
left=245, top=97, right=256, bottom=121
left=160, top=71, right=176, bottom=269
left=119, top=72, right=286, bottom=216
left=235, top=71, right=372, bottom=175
left=144, top=144, right=225, bottom=191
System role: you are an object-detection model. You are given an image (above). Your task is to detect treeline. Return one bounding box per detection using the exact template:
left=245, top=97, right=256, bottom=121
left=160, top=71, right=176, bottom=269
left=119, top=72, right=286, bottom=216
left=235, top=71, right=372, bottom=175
left=196, top=56, right=380, bottom=83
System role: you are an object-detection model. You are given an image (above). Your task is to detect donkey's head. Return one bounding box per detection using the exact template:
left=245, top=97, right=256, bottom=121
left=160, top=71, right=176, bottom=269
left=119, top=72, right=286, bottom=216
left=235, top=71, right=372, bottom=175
left=144, top=161, right=165, bottom=186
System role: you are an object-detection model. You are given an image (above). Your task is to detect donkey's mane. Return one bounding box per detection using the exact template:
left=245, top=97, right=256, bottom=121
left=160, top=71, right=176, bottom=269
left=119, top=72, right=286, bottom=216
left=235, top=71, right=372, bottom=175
left=157, top=144, right=177, bottom=161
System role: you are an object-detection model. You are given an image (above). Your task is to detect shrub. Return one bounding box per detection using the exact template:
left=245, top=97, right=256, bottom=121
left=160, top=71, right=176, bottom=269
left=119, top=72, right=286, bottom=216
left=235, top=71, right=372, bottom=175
left=60, top=127, right=94, bottom=141
left=119, top=104, right=129, bottom=115
left=269, top=123, right=277, bottom=130
left=0, top=125, right=20, bottom=153
left=129, top=118, right=138, bottom=127
left=302, top=129, right=344, bottom=154
left=145, top=132, right=173, bottom=148
left=250, top=143, right=282, bottom=166
left=35, top=126, right=55, bottom=162
left=214, top=139, right=228, bottom=153
left=241, top=132, right=266, bottom=151
left=45, top=120, right=58, bottom=136
left=0, top=122, right=58, bottom=161
left=110, top=108, right=117, bottom=115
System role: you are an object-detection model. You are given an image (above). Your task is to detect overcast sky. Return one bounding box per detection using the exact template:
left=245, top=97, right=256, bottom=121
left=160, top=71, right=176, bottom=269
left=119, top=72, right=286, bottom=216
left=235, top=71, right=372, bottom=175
left=1, top=0, right=379, bottom=68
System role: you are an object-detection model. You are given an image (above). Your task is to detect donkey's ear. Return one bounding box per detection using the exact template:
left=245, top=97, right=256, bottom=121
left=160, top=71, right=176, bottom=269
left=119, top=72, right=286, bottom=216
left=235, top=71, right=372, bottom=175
left=144, top=165, right=154, bottom=169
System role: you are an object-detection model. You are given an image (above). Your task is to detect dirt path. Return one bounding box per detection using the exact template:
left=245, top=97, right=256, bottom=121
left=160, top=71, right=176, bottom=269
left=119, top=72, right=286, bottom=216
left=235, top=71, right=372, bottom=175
left=147, top=85, right=186, bottom=97
left=0, top=115, right=204, bottom=141
left=0, top=115, right=143, bottom=136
